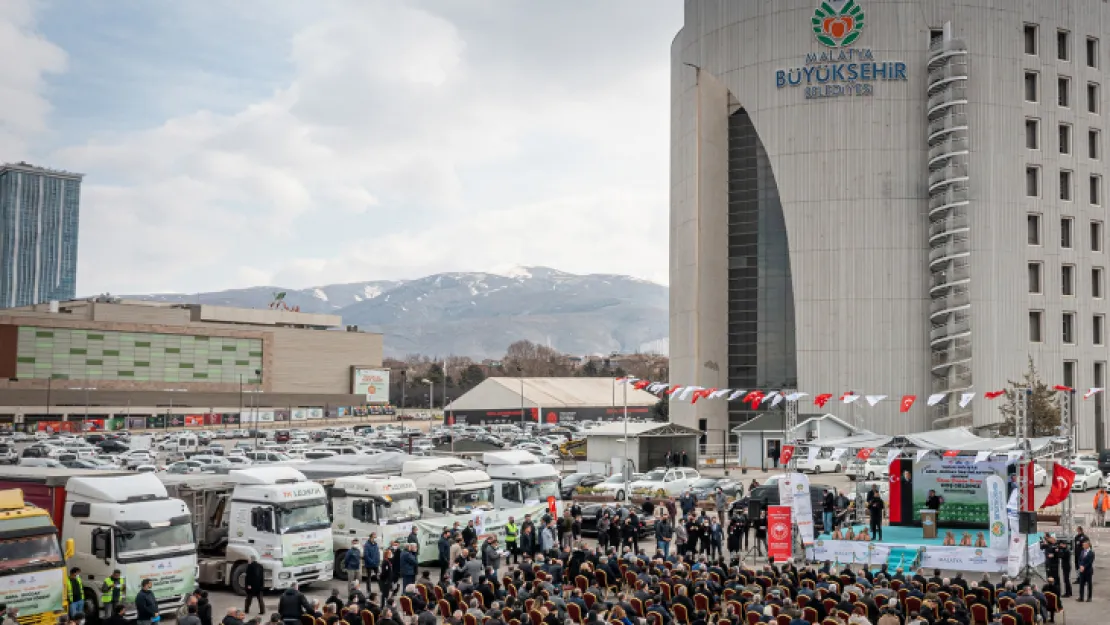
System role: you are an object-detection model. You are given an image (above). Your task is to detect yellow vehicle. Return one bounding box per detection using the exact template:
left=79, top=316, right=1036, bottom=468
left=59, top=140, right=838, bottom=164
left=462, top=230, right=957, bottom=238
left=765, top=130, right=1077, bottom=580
left=0, top=490, right=74, bottom=625
left=559, top=438, right=587, bottom=459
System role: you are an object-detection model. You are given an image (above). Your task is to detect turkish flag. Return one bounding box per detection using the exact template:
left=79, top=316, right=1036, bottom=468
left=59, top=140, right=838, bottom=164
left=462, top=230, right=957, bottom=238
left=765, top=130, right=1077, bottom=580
left=1053, top=385, right=1074, bottom=393
left=814, top=393, right=833, bottom=407
left=1039, top=463, right=1076, bottom=509
left=779, top=445, right=795, bottom=466
left=900, top=395, right=916, bottom=412
left=943, top=450, right=960, bottom=458
left=984, top=390, right=1006, bottom=399
left=633, top=380, right=651, bottom=390
left=856, top=448, right=875, bottom=460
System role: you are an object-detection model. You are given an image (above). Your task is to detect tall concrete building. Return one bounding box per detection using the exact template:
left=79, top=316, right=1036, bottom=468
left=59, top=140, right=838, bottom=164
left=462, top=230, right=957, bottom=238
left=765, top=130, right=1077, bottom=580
left=670, top=0, right=1109, bottom=450
left=0, top=163, right=83, bottom=309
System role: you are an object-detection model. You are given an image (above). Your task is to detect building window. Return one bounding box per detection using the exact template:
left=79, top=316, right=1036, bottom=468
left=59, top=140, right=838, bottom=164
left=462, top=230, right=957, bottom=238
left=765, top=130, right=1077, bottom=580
left=1063, top=217, right=1074, bottom=247
left=1061, top=170, right=1073, bottom=201
left=1089, top=37, right=1100, bottom=68
left=1059, top=30, right=1071, bottom=61
left=1060, top=123, right=1072, bottom=154
left=1090, top=129, right=1101, bottom=159
left=1060, top=76, right=1071, bottom=107
left=1027, top=166, right=1041, bottom=197
left=1092, top=175, right=1103, bottom=205
left=1029, top=214, right=1042, bottom=245
left=1096, top=315, right=1106, bottom=346
left=1063, top=312, right=1076, bottom=343
left=1089, top=83, right=1101, bottom=114
left=1095, top=267, right=1104, bottom=298
left=1025, top=24, right=1039, bottom=55
left=1064, top=360, right=1077, bottom=388
left=1063, top=264, right=1076, bottom=295
left=1093, top=220, right=1104, bottom=252
left=1027, top=119, right=1040, bottom=149
left=1025, top=72, right=1039, bottom=102
left=929, top=29, right=944, bottom=46
left=1029, top=262, right=1043, bottom=293
left=1030, top=311, right=1044, bottom=342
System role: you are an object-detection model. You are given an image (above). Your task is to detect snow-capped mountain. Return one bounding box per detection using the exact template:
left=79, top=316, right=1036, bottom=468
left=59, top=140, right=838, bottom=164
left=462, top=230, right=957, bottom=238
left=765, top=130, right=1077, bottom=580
left=120, top=267, right=667, bottom=359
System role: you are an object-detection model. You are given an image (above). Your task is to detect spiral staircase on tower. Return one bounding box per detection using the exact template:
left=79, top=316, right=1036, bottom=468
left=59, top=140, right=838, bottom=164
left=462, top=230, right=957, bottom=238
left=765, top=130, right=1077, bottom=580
left=926, top=37, right=972, bottom=426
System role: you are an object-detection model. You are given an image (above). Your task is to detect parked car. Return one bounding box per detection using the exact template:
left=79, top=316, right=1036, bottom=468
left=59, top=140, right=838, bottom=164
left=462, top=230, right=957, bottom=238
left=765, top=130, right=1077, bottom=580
left=164, top=460, right=206, bottom=474
left=629, top=467, right=701, bottom=496
left=744, top=483, right=838, bottom=531
left=592, top=473, right=645, bottom=501
left=97, top=439, right=130, bottom=453
left=845, top=458, right=890, bottom=481
left=560, top=473, right=606, bottom=499
left=0, top=444, right=17, bottom=465
left=1072, top=465, right=1105, bottom=491
left=796, top=454, right=844, bottom=474
left=688, top=477, right=743, bottom=499
left=579, top=503, right=653, bottom=537
left=20, top=457, right=63, bottom=468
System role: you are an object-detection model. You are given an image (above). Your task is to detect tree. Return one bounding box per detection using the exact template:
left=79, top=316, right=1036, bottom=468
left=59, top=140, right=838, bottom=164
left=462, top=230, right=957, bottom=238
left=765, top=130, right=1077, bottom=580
left=998, top=357, right=1061, bottom=437
left=581, top=360, right=600, bottom=377
left=650, top=398, right=669, bottom=420
left=459, top=364, right=486, bottom=390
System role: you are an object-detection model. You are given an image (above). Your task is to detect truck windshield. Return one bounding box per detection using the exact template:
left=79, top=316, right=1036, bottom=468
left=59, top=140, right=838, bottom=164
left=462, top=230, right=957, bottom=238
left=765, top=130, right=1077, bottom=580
left=278, top=503, right=331, bottom=533
left=117, top=524, right=195, bottom=554
left=449, top=486, right=494, bottom=513
left=521, top=478, right=560, bottom=502
left=378, top=495, right=420, bottom=523
left=0, top=534, right=64, bottom=571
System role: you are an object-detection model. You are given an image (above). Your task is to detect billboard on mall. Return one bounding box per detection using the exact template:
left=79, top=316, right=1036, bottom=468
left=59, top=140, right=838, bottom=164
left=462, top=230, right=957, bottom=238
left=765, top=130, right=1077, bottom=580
left=352, top=367, right=390, bottom=403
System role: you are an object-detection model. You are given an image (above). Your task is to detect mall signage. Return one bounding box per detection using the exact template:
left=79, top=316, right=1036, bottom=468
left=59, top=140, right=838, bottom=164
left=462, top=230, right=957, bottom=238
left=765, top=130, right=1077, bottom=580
left=775, top=0, right=907, bottom=100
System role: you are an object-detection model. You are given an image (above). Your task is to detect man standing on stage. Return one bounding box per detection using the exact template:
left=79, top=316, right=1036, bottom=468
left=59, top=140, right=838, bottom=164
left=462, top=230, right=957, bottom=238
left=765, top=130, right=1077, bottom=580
left=868, top=489, right=885, bottom=541
left=925, top=490, right=943, bottom=512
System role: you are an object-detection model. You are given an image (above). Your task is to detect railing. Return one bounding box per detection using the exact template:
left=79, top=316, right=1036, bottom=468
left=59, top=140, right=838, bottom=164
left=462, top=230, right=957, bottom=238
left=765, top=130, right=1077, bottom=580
left=928, top=60, right=969, bottom=91
left=929, top=37, right=968, bottom=56
left=929, top=235, right=971, bottom=263
left=929, top=162, right=968, bottom=188
left=933, top=366, right=973, bottom=392
left=929, top=260, right=971, bottom=290
left=930, top=316, right=972, bottom=342
left=929, top=185, right=970, bottom=211
left=931, top=343, right=974, bottom=367
left=928, top=136, right=970, bottom=162
left=928, top=84, right=967, bottom=111
left=929, top=212, right=970, bottom=240
left=930, top=286, right=972, bottom=316
left=928, top=113, right=969, bottom=138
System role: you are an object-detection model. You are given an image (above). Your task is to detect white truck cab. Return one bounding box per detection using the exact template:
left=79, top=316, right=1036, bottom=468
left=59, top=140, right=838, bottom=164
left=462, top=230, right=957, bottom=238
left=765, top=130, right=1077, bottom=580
left=161, top=466, right=334, bottom=595
left=401, top=458, right=493, bottom=517
left=329, top=476, right=420, bottom=579
left=482, top=450, right=561, bottom=508
left=64, top=473, right=196, bottom=617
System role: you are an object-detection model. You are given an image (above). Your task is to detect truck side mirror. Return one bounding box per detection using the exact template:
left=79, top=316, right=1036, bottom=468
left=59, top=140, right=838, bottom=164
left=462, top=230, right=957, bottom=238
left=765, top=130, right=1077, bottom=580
left=91, top=529, right=111, bottom=559
left=64, top=538, right=75, bottom=560
left=417, top=494, right=423, bottom=511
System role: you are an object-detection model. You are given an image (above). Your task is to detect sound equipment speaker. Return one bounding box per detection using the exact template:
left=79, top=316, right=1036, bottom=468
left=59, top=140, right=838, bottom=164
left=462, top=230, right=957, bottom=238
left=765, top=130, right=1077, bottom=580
left=748, top=499, right=764, bottom=519
left=1018, top=511, right=1038, bottom=534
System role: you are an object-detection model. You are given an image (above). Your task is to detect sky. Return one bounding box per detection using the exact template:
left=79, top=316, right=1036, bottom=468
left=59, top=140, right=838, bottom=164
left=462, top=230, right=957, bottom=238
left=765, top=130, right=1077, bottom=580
left=0, top=0, right=682, bottom=295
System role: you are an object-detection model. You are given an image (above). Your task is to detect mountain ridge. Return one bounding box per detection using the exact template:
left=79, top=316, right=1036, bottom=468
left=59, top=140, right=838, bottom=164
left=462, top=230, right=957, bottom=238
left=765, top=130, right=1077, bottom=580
left=120, top=266, right=668, bottom=359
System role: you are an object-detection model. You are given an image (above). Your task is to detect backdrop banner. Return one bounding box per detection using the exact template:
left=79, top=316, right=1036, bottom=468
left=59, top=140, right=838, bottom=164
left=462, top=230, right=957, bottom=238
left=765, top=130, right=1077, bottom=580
left=985, top=475, right=1009, bottom=551
left=789, top=472, right=815, bottom=545
left=914, top=457, right=1007, bottom=526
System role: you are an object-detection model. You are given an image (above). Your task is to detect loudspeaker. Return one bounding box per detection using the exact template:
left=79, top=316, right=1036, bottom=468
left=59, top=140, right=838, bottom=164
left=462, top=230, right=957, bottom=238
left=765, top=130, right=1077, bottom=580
left=748, top=499, right=764, bottom=519
left=1018, top=511, right=1038, bottom=534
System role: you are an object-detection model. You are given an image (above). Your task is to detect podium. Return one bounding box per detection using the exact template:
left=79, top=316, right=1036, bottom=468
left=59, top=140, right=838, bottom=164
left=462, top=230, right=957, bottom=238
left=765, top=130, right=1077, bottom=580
left=921, top=509, right=938, bottom=539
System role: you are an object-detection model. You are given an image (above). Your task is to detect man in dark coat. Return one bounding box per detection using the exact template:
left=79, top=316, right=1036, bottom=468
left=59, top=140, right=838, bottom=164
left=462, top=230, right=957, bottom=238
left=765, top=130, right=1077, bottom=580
left=277, top=585, right=312, bottom=624
left=244, top=556, right=266, bottom=615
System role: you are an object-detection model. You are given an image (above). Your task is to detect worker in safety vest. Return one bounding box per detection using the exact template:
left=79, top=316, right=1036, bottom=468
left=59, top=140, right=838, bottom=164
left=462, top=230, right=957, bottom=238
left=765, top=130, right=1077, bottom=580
left=101, top=569, right=127, bottom=617
left=65, top=567, right=85, bottom=617
left=1094, top=487, right=1110, bottom=527
left=505, top=516, right=519, bottom=564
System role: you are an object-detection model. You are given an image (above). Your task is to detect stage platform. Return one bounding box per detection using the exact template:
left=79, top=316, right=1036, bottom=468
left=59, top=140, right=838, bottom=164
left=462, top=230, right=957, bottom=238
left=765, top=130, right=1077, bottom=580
left=809, top=525, right=1046, bottom=573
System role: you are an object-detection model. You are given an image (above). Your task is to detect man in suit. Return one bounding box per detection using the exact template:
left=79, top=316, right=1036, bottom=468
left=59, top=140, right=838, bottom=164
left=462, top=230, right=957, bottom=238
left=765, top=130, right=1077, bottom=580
left=1077, top=539, right=1095, bottom=602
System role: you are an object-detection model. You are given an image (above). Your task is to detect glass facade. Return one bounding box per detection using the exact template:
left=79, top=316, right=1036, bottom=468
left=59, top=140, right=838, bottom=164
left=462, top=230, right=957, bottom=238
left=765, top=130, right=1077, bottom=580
left=727, top=109, right=798, bottom=425
left=0, top=165, right=82, bottom=309
left=14, top=326, right=263, bottom=383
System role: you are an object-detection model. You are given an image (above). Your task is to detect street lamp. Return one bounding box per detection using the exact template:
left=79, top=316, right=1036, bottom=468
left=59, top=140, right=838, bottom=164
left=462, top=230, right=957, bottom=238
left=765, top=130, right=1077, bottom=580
left=421, top=379, right=434, bottom=411
left=163, top=389, right=187, bottom=430
left=68, top=387, right=97, bottom=432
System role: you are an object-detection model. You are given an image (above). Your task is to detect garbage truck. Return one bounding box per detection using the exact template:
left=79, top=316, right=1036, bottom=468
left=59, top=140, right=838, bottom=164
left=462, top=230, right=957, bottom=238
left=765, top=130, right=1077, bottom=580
left=159, top=466, right=334, bottom=594
left=0, top=468, right=195, bottom=619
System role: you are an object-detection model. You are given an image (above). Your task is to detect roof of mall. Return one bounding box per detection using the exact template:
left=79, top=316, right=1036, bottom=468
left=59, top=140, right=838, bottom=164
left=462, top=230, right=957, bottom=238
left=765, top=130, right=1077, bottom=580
left=444, top=377, right=661, bottom=411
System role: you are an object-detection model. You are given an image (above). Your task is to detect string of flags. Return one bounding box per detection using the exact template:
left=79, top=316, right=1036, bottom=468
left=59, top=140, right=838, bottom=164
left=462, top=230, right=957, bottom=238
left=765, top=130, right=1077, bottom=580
left=614, top=377, right=1105, bottom=411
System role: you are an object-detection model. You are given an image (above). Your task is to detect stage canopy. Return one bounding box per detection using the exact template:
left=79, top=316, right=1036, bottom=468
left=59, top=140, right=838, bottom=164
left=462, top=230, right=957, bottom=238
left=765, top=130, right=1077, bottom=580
left=802, top=426, right=1060, bottom=454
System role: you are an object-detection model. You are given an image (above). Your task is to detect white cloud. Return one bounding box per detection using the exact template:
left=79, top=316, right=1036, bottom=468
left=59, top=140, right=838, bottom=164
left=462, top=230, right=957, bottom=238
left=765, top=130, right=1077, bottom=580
left=45, top=0, right=677, bottom=294
left=0, top=0, right=66, bottom=161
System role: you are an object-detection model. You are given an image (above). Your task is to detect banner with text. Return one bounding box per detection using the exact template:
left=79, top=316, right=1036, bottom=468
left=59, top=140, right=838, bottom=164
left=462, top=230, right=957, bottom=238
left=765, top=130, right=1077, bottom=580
left=914, top=458, right=1007, bottom=526
left=124, top=555, right=196, bottom=603
left=985, top=475, right=1009, bottom=551
left=0, top=568, right=64, bottom=617
left=767, top=505, right=793, bottom=562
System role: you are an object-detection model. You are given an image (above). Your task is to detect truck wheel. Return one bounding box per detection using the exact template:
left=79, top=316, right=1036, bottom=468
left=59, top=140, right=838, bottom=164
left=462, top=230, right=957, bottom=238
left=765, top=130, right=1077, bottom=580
left=230, top=562, right=248, bottom=596
left=334, top=551, right=349, bottom=581
left=85, top=594, right=100, bottom=620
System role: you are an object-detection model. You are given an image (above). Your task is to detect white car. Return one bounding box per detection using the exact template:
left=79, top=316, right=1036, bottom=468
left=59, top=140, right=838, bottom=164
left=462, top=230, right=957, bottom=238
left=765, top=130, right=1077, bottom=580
left=796, top=455, right=844, bottom=474
left=116, top=450, right=154, bottom=468
left=592, top=473, right=644, bottom=500
left=164, top=460, right=206, bottom=474
left=225, top=455, right=253, bottom=466
left=630, top=467, right=702, bottom=496
left=1032, top=463, right=1047, bottom=487
left=846, top=458, right=890, bottom=481
left=1072, top=465, right=1105, bottom=491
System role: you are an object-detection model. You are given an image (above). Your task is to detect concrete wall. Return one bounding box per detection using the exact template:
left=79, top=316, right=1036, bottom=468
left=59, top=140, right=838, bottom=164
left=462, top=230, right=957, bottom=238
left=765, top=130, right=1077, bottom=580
left=268, top=327, right=382, bottom=394
left=670, top=0, right=1110, bottom=447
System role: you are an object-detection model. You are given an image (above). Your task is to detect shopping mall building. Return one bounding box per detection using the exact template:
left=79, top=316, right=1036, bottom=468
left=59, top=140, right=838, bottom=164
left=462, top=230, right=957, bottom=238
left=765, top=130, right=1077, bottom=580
left=0, top=298, right=385, bottom=431
left=670, top=0, right=1110, bottom=449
